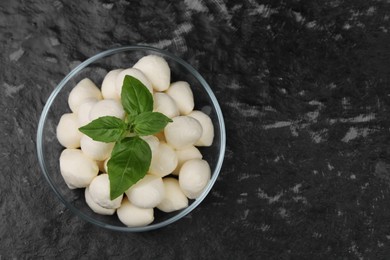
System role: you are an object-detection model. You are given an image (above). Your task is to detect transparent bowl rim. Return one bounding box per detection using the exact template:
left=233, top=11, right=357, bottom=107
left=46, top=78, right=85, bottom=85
left=36, top=45, right=226, bottom=232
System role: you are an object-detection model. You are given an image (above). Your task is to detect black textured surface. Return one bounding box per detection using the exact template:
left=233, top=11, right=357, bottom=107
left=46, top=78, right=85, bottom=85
left=2, top=0, right=390, bottom=258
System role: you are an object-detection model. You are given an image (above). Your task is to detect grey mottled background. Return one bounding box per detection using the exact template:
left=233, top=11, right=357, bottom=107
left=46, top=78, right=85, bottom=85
left=2, top=0, right=390, bottom=259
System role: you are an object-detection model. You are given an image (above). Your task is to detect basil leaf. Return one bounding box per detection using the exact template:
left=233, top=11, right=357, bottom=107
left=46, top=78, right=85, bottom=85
left=121, top=75, right=153, bottom=117
left=133, top=112, right=172, bottom=136
left=78, top=116, right=127, bottom=142
left=127, top=111, right=138, bottom=124
left=107, top=136, right=151, bottom=200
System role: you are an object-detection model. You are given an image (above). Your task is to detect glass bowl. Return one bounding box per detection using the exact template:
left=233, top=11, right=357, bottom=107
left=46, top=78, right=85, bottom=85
left=36, top=46, right=226, bottom=232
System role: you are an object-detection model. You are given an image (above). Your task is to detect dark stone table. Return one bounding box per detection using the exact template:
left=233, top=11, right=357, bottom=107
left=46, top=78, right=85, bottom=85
left=2, top=0, right=390, bottom=258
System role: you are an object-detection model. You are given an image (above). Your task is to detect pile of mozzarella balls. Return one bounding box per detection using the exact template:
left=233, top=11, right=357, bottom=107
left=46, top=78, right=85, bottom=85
left=56, top=55, right=214, bottom=227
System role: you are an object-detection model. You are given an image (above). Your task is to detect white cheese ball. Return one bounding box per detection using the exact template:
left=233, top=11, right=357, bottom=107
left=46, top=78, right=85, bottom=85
left=77, top=98, right=98, bottom=126
left=179, top=159, right=211, bottom=199
left=125, top=175, right=165, bottom=209
left=89, top=99, right=125, bottom=121
left=59, top=149, right=99, bottom=189
left=56, top=113, right=83, bottom=148
left=133, top=55, right=170, bottom=91
left=103, top=157, right=109, bottom=173
left=166, top=81, right=194, bottom=115
left=164, top=116, right=203, bottom=149
left=157, top=178, right=188, bottom=213
left=141, top=135, right=160, bottom=155
left=172, top=146, right=203, bottom=175
left=188, top=110, right=214, bottom=146
left=117, top=197, right=154, bottom=227
left=68, top=78, right=102, bottom=113
left=80, top=135, right=114, bottom=161
left=88, top=173, right=123, bottom=209
left=85, top=187, right=115, bottom=215
left=153, top=92, right=179, bottom=118
left=115, top=68, right=153, bottom=96
left=149, top=143, right=178, bottom=177
left=101, top=69, right=123, bottom=100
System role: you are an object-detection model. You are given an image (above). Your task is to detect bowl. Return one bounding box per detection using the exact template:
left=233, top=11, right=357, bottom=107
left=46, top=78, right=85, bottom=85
left=36, top=45, right=226, bottom=232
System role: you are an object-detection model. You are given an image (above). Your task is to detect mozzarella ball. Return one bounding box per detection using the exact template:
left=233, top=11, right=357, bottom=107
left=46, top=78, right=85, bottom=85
left=188, top=110, right=214, bottom=146
left=85, top=187, right=115, bottom=215
left=56, top=113, right=83, bottom=148
left=101, top=69, right=123, bottom=100
left=153, top=92, right=179, bottom=118
left=89, top=99, right=125, bottom=121
left=164, top=116, right=203, bottom=149
left=59, top=149, right=99, bottom=189
left=77, top=98, right=98, bottom=126
left=103, top=157, right=109, bottom=173
left=157, top=178, right=188, bottom=213
left=133, top=55, right=170, bottom=91
left=89, top=173, right=123, bottom=209
left=115, top=68, right=153, bottom=96
left=172, top=146, right=203, bottom=175
left=141, top=135, right=160, bottom=155
left=80, top=135, right=114, bottom=161
left=166, top=81, right=194, bottom=115
left=149, top=143, right=178, bottom=177
left=68, top=78, right=102, bottom=113
left=179, top=159, right=211, bottom=199
left=117, top=197, right=154, bottom=227
left=125, top=175, right=165, bottom=209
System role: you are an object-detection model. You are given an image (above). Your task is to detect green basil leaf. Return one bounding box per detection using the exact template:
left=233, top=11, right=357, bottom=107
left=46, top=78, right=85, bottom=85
left=107, top=136, right=151, bottom=200
left=133, top=112, right=172, bottom=136
left=78, top=116, right=127, bottom=142
left=121, top=75, right=153, bottom=117
left=127, top=111, right=138, bottom=124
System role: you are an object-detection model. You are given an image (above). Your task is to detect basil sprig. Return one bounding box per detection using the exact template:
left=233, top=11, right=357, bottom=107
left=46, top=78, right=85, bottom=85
left=79, top=75, right=172, bottom=199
